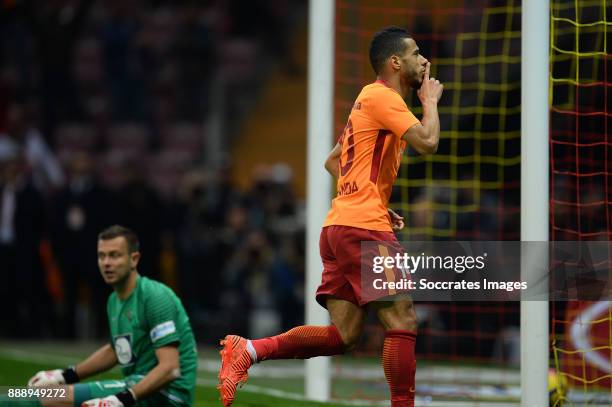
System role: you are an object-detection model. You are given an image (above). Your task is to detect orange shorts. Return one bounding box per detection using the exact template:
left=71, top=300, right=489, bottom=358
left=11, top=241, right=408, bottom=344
left=316, top=225, right=408, bottom=308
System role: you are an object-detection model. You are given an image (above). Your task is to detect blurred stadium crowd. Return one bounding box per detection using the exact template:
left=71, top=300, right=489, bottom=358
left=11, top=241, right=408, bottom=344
left=0, top=0, right=306, bottom=342
left=4, top=0, right=603, bottom=371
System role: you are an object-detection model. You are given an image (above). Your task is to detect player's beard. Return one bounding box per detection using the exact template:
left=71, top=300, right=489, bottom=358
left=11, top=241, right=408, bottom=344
left=410, top=70, right=424, bottom=89
left=404, top=68, right=423, bottom=90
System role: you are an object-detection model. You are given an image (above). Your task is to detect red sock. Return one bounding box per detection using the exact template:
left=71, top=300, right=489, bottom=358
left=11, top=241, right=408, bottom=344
left=382, top=329, right=417, bottom=407
left=251, top=325, right=344, bottom=361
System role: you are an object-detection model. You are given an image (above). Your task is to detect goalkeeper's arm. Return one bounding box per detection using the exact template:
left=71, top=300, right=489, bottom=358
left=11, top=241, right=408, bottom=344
left=127, top=344, right=180, bottom=402
left=28, top=344, right=117, bottom=386
left=82, top=345, right=180, bottom=407
left=74, top=343, right=118, bottom=379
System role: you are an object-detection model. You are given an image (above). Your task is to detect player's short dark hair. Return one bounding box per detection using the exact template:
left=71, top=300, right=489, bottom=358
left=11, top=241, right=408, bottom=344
left=369, top=26, right=412, bottom=75
left=98, top=225, right=140, bottom=253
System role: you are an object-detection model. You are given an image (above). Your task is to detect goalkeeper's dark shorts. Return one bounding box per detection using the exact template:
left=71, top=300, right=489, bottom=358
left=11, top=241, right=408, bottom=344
left=316, top=225, right=410, bottom=308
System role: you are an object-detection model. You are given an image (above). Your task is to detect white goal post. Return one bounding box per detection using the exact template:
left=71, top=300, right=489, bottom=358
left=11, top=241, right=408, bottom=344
left=520, top=0, right=550, bottom=406
left=305, top=0, right=336, bottom=402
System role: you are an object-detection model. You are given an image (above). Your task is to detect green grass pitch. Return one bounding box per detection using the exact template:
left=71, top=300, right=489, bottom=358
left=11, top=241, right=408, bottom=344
left=0, top=343, right=365, bottom=407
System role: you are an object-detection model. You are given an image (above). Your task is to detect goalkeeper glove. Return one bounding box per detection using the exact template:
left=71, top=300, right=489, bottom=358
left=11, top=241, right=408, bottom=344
left=28, top=366, right=79, bottom=387
left=81, top=390, right=136, bottom=407
left=81, top=395, right=123, bottom=407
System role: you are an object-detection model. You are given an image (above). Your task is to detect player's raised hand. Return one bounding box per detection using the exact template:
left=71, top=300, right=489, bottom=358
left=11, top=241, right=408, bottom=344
left=81, top=396, right=124, bottom=407
left=27, top=369, right=65, bottom=387
left=417, top=62, right=443, bottom=104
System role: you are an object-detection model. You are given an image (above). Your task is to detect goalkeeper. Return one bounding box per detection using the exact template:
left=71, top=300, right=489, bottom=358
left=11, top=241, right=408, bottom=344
left=27, top=225, right=197, bottom=407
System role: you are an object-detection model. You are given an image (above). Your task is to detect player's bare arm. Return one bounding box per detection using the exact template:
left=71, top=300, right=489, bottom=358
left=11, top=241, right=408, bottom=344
left=324, top=142, right=342, bottom=179
left=74, top=344, right=118, bottom=379
left=27, top=344, right=116, bottom=387
left=128, top=344, right=181, bottom=400
left=403, top=62, right=443, bottom=154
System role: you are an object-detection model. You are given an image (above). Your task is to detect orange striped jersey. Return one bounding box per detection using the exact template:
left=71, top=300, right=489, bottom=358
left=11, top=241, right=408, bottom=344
left=323, top=80, right=421, bottom=232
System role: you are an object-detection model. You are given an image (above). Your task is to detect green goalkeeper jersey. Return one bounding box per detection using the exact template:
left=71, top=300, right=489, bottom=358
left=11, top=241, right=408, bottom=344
left=107, top=275, right=197, bottom=405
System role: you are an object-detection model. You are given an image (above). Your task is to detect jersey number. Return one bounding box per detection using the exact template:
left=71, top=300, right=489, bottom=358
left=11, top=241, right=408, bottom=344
left=339, top=120, right=390, bottom=183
